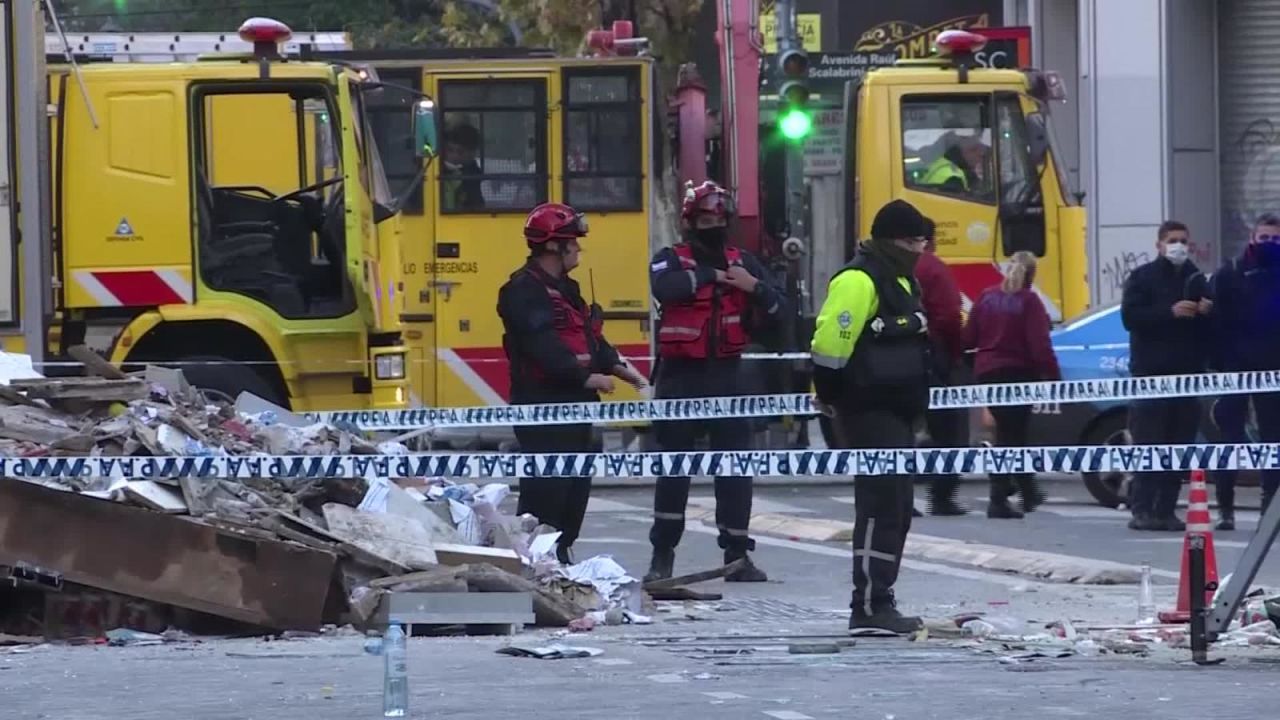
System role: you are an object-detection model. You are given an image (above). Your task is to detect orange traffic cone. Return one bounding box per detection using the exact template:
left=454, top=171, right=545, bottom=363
left=1158, top=469, right=1219, bottom=624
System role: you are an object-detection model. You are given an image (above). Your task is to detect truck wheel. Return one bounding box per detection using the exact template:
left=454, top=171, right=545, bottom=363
left=1081, top=410, right=1132, bottom=509
left=172, top=356, right=288, bottom=409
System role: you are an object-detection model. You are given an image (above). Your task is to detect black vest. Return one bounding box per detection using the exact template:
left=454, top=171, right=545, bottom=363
left=839, top=250, right=932, bottom=418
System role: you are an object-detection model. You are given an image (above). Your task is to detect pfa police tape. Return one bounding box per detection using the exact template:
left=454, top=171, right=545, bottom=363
left=6, top=443, right=1280, bottom=481
left=307, top=370, right=1280, bottom=432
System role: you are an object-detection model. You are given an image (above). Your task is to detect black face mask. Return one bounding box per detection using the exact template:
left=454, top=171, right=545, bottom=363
left=695, top=227, right=729, bottom=247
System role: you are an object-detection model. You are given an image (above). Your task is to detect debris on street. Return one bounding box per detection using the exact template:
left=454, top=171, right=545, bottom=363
left=0, top=361, right=645, bottom=643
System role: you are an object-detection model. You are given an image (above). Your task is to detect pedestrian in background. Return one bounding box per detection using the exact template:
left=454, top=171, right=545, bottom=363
left=1211, top=214, right=1280, bottom=517
left=1121, top=221, right=1211, bottom=532
left=811, top=199, right=933, bottom=634
left=915, top=217, right=968, bottom=516
left=963, top=251, right=1059, bottom=519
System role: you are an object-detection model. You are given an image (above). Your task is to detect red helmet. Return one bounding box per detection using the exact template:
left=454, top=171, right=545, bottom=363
left=524, top=203, right=588, bottom=245
left=681, top=180, right=736, bottom=223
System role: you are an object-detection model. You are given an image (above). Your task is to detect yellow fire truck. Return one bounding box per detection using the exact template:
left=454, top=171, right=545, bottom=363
left=845, top=30, right=1088, bottom=322
left=3, top=17, right=435, bottom=412
left=302, top=45, right=659, bottom=415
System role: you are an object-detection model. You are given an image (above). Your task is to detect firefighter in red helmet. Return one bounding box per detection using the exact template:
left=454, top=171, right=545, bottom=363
left=643, top=181, right=786, bottom=583
left=498, top=202, right=648, bottom=565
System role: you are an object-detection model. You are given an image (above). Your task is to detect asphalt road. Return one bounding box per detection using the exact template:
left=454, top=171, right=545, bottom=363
left=588, top=478, right=1280, bottom=589
left=3, top=477, right=1278, bottom=719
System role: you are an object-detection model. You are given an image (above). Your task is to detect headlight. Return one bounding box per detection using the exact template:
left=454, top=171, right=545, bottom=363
left=375, top=353, right=406, bottom=380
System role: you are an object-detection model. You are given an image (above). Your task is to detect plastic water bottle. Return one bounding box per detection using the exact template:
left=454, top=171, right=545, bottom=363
left=1136, top=562, right=1156, bottom=625
left=382, top=624, right=408, bottom=717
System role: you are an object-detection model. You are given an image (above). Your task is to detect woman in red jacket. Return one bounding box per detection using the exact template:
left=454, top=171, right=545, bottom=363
left=963, top=251, right=1061, bottom=519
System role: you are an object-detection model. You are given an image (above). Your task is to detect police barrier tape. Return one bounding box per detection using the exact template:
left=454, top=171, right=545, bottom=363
left=307, top=370, right=1280, bottom=432
left=5, top=443, right=1280, bottom=481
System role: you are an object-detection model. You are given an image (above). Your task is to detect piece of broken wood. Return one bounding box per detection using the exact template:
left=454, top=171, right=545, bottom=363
left=9, top=377, right=149, bottom=404
left=459, top=563, right=584, bottom=627
left=642, top=559, right=746, bottom=590
left=646, top=587, right=723, bottom=602
left=67, top=345, right=128, bottom=381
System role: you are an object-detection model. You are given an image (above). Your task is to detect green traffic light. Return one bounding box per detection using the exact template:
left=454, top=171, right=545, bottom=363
left=779, top=108, right=813, bottom=140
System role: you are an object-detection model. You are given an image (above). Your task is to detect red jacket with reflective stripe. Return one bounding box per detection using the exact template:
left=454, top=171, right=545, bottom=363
left=657, top=244, right=751, bottom=360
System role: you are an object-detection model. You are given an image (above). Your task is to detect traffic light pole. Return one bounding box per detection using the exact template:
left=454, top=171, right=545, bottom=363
left=775, top=0, right=806, bottom=249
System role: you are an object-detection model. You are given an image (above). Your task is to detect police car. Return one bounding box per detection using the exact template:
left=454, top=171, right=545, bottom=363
left=1030, top=302, right=1258, bottom=507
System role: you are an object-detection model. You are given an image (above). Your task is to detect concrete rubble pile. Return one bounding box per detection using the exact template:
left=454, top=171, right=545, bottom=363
left=0, top=353, right=638, bottom=644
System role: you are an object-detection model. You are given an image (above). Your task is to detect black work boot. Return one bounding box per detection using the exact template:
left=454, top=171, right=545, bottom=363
left=643, top=548, right=675, bottom=584
left=1216, top=508, right=1236, bottom=532
left=849, top=600, right=924, bottom=635
left=556, top=543, right=575, bottom=566
left=928, top=480, right=968, bottom=516
left=724, top=552, right=769, bottom=583
left=1128, top=514, right=1163, bottom=531
left=1017, top=475, right=1046, bottom=513
left=987, top=478, right=1024, bottom=519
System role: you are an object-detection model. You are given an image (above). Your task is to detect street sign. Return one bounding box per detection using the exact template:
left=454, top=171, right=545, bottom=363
left=803, top=108, right=844, bottom=176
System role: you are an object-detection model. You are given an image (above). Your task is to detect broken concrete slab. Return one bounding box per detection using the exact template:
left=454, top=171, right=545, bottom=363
left=433, top=544, right=523, bottom=575
left=382, top=482, right=463, bottom=545
left=376, top=591, right=534, bottom=629
left=0, top=479, right=337, bottom=630
left=121, top=481, right=189, bottom=514
left=0, top=406, right=83, bottom=445
left=322, top=503, right=439, bottom=570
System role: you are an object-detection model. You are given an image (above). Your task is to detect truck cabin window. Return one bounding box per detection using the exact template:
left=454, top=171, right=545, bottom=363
left=995, top=96, right=1040, bottom=210
left=563, top=68, right=644, bottom=211
left=193, top=85, right=353, bottom=321
left=438, top=80, right=548, bottom=214
left=367, top=69, right=425, bottom=215
left=901, top=97, right=996, bottom=205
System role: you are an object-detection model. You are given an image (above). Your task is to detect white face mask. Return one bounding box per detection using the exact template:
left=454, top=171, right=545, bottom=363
left=1164, top=243, right=1190, bottom=265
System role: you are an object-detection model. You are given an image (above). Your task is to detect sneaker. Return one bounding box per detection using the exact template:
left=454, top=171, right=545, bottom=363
left=643, top=549, right=675, bottom=584
left=1217, top=512, right=1236, bottom=532
left=987, top=501, right=1024, bottom=520
left=724, top=554, right=769, bottom=583
left=849, top=606, right=924, bottom=635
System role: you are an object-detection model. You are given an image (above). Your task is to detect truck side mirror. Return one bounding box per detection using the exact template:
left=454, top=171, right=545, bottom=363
left=1026, top=113, right=1050, bottom=168
left=413, top=101, right=438, bottom=160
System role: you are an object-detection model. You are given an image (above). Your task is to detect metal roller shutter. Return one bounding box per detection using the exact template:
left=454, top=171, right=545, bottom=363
left=1219, top=0, right=1280, bottom=260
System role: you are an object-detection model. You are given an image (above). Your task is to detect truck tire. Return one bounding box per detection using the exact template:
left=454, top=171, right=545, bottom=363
left=172, top=356, right=288, bottom=409
left=1081, top=410, right=1131, bottom=509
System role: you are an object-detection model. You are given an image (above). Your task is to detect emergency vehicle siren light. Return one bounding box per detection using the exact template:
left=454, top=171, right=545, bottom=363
left=238, top=17, right=292, bottom=58
left=934, top=29, right=988, bottom=58
left=776, top=48, right=813, bottom=142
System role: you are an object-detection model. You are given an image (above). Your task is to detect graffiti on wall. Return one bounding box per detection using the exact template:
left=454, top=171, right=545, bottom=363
left=1098, top=249, right=1151, bottom=303
left=1226, top=118, right=1280, bottom=260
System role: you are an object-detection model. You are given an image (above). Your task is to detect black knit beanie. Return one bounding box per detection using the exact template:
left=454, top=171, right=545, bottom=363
left=870, top=200, right=927, bottom=240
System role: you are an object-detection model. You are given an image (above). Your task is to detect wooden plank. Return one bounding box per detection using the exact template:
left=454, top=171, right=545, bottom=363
left=67, top=345, right=128, bottom=380
left=10, top=377, right=149, bottom=403
left=0, top=479, right=337, bottom=630
left=643, top=559, right=745, bottom=590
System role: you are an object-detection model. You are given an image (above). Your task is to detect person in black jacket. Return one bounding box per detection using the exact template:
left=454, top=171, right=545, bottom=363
left=498, top=202, right=648, bottom=564
left=1209, top=213, right=1280, bottom=520
left=1120, top=220, right=1212, bottom=531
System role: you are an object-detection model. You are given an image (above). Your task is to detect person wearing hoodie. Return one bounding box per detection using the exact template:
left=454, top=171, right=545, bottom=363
left=963, top=251, right=1061, bottom=519
left=1210, top=214, right=1280, bottom=518
left=915, top=217, right=968, bottom=516
left=1121, top=220, right=1212, bottom=532
left=811, top=199, right=932, bottom=635
left=642, top=180, right=786, bottom=585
